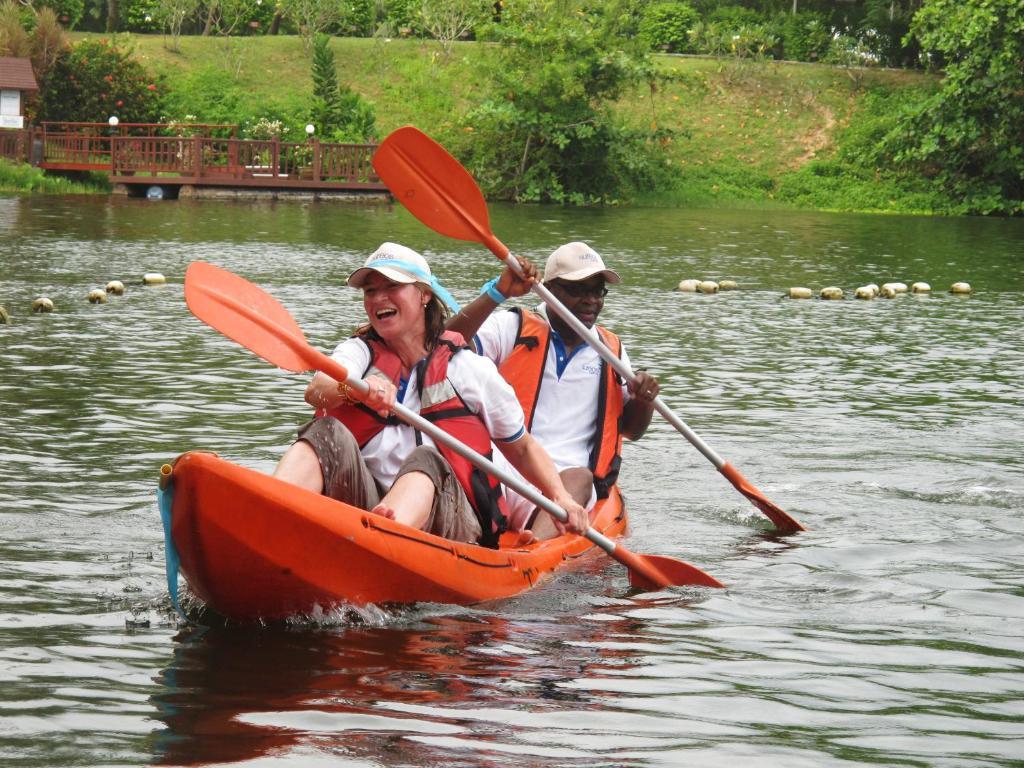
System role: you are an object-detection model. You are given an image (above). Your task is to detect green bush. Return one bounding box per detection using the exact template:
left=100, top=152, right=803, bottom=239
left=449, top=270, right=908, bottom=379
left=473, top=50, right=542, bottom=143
left=120, top=0, right=161, bottom=32
left=706, top=4, right=760, bottom=29
left=377, top=0, right=420, bottom=36
left=639, top=2, right=699, bottom=53
left=37, top=38, right=166, bottom=123
left=344, top=0, right=375, bottom=36
left=773, top=11, right=831, bottom=62
left=36, top=0, right=85, bottom=29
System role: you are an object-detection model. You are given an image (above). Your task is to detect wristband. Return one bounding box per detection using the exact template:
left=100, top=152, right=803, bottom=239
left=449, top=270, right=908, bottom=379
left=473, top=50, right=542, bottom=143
left=481, top=277, right=507, bottom=305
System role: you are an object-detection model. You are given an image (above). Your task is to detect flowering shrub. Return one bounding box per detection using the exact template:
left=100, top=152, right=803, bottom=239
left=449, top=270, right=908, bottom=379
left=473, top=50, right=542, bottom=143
left=37, top=38, right=165, bottom=123
left=244, top=117, right=287, bottom=140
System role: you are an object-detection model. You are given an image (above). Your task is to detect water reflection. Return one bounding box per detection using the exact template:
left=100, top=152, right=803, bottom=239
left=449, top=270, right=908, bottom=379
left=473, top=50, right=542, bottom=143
left=150, top=608, right=647, bottom=767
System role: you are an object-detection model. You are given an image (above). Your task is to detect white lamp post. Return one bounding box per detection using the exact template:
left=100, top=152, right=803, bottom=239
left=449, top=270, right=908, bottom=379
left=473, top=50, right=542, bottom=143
left=305, top=124, right=315, bottom=138
left=108, top=115, right=119, bottom=127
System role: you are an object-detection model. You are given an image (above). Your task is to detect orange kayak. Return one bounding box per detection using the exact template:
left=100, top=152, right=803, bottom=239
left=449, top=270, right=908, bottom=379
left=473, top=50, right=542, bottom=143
left=163, top=451, right=628, bottom=621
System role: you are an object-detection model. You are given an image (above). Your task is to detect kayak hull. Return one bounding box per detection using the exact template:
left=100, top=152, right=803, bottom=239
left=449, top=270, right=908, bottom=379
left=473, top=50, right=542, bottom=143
left=168, top=451, right=627, bottom=621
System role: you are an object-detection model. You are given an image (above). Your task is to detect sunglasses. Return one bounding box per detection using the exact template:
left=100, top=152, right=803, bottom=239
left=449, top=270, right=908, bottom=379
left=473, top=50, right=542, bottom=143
left=553, top=281, right=609, bottom=299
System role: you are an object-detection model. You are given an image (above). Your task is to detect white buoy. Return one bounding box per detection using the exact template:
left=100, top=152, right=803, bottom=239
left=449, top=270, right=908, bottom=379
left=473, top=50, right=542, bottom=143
left=865, top=283, right=879, bottom=296
left=106, top=280, right=125, bottom=295
left=950, top=282, right=972, bottom=294
left=854, top=286, right=875, bottom=300
left=698, top=280, right=719, bottom=294
left=819, top=286, right=844, bottom=300
left=882, top=281, right=908, bottom=294
left=0, top=306, right=9, bottom=324
left=787, top=287, right=812, bottom=299
left=88, top=289, right=107, bottom=304
left=911, top=282, right=931, bottom=294
left=676, top=279, right=700, bottom=292
left=142, top=272, right=167, bottom=285
left=32, top=297, right=54, bottom=313
left=880, top=285, right=898, bottom=298
left=718, top=279, right=738, bottom=291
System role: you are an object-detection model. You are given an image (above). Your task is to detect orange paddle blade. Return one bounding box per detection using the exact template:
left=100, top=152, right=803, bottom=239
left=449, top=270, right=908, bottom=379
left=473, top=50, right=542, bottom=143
left=184, top=262, right=313, bottom=374
left=719, top=463, right=806, bottom=533
left=373, top=126, right=508, bottom=255
left=614, top=548, right=725, bottom=590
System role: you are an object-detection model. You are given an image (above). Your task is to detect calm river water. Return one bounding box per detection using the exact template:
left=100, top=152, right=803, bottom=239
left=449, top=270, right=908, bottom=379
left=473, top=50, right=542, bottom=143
left=1, top=195, right=1022, bottom=767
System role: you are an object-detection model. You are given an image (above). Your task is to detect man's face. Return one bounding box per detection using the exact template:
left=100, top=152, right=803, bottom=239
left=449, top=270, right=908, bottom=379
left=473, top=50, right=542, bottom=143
left=546, top=275, right=608, bottom=328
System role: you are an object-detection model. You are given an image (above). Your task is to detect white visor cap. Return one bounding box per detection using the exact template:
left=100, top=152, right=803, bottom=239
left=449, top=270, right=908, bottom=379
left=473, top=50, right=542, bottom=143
left=347, top=242, right=432, bottom=288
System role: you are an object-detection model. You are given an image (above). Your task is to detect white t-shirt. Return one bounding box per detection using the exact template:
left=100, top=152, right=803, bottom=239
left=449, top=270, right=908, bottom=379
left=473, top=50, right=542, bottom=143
left=332, top=337, right=526, bottom=488
left=472, top=306, right=632, bottom=471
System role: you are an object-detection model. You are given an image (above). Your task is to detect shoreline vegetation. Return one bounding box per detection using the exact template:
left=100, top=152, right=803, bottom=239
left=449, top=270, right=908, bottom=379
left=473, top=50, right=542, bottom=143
left=0, top=33, right=947, bottom=213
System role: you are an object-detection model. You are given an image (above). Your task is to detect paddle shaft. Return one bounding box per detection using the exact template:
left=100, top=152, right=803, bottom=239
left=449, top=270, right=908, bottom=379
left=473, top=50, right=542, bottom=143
left=501, top=252, right=725, bottom=468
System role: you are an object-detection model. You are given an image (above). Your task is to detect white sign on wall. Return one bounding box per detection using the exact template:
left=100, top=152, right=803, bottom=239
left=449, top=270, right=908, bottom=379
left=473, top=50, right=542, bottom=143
left=0, top=115, right=24, bottom=129
left=0, top=89, right=20, bottom=116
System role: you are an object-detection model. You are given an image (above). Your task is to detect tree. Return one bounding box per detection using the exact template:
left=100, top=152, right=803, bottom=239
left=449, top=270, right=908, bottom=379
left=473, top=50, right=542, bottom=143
left=279, top=0, right=346, bottom=47
left=460, top=0, right=667, bottom=203
left=0, top=2, right=68, bottom=92
left=419, top=0, right=487, bottom=54
left=153, top=0, right=200, bottom=50
left=308, top=33, right=376, bottom=141
left=310, top=32, right=343, bottom=131
left=38, top=38, right=165, bottom=123
left=886, top=0, right=1024, bottom=214
left=0, top=1, right=31, bottom=59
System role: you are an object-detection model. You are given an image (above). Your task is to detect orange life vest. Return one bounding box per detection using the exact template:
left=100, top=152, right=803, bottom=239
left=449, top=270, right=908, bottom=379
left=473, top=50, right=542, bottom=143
left=497, top=308, right=624, bottom=499
left=320, top=331, right=509, bottom=547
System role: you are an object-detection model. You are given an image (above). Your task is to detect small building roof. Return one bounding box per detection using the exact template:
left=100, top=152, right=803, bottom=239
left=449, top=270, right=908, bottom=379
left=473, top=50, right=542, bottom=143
left=0, top=57, right=39, bottom=91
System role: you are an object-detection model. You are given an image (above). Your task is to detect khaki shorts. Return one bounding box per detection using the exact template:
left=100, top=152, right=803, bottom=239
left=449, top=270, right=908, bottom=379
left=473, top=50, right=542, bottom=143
left=297, top=417, right=483, bottom=544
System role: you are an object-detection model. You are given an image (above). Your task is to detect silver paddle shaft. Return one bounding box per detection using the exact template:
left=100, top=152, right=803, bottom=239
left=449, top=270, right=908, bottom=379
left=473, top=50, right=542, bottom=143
left=344, top=377, right=620, bottom=554
left=504, top=258, right=726, bottom=471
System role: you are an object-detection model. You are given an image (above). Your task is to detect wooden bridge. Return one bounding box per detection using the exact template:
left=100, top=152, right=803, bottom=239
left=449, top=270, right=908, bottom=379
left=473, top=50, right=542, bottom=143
left=1, top=122, right=388, bottom=197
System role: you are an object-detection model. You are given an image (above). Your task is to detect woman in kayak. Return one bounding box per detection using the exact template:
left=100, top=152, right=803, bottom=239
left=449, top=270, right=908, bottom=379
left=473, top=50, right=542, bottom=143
left=273, top=242, right=587, bottom=547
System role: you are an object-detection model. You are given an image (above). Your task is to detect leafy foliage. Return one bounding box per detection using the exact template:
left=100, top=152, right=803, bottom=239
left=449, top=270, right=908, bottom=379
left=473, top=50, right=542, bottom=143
left=460, top=0, right=670, bottom=203
left=0, top=158, right=109, bottom=192
left=771, top=10, right=830, bottom=61
left=37, top=38, right=165, bottom=123
left=419, top=0, right=489, bottom=53
left=638, top=2, right=700, bottom=53
left=309, top=33, right=377, bottom=141
left=1, top=0, right=70, bottom=87
left=35, top=0, right=86, bottom=28
left=884, top=0, right=1024, bottom=214
left=120, top=0, right=162, bottom=32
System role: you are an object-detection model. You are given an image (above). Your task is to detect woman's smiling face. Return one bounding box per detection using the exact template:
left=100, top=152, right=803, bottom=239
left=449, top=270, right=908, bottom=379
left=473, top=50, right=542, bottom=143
left=362, top=272, right=429, bottom=341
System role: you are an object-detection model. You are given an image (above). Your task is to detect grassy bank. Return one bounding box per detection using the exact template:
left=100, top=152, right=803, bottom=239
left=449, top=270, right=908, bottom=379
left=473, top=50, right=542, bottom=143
left=0, top=160, right=109, bottom=194
left=69, top=34, right=942, bottom=211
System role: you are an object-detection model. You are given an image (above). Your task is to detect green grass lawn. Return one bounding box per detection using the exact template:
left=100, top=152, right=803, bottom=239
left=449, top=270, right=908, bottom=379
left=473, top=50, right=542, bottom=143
left=66, top=34, right=940, bottom=210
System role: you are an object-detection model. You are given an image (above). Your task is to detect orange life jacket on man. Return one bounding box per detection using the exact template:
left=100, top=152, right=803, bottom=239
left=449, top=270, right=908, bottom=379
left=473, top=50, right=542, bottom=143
left=497, top=308, right=624, bottom=499
left=319, top=331, right=509, bottom=548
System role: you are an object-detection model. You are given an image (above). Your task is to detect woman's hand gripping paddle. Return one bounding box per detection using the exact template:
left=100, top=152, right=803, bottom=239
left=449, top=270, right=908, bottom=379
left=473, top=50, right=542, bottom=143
left=372, top=126, right=805, bottom=534
left=183, top=261, right=724, bottom=590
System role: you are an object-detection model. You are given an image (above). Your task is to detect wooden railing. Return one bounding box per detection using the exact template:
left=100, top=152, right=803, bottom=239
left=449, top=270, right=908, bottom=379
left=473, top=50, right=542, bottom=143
left=110, top=136, right=380, bottom=185
left=4, top=123, right=385, bottom=191
left=0, top=130, right=28, bottom=162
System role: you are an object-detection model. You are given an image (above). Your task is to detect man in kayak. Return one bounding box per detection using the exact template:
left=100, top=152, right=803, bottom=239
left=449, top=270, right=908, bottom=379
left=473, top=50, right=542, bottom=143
left=272, top=242, right=588, bottom=547
left=448, top=241, right=660, bottom=540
